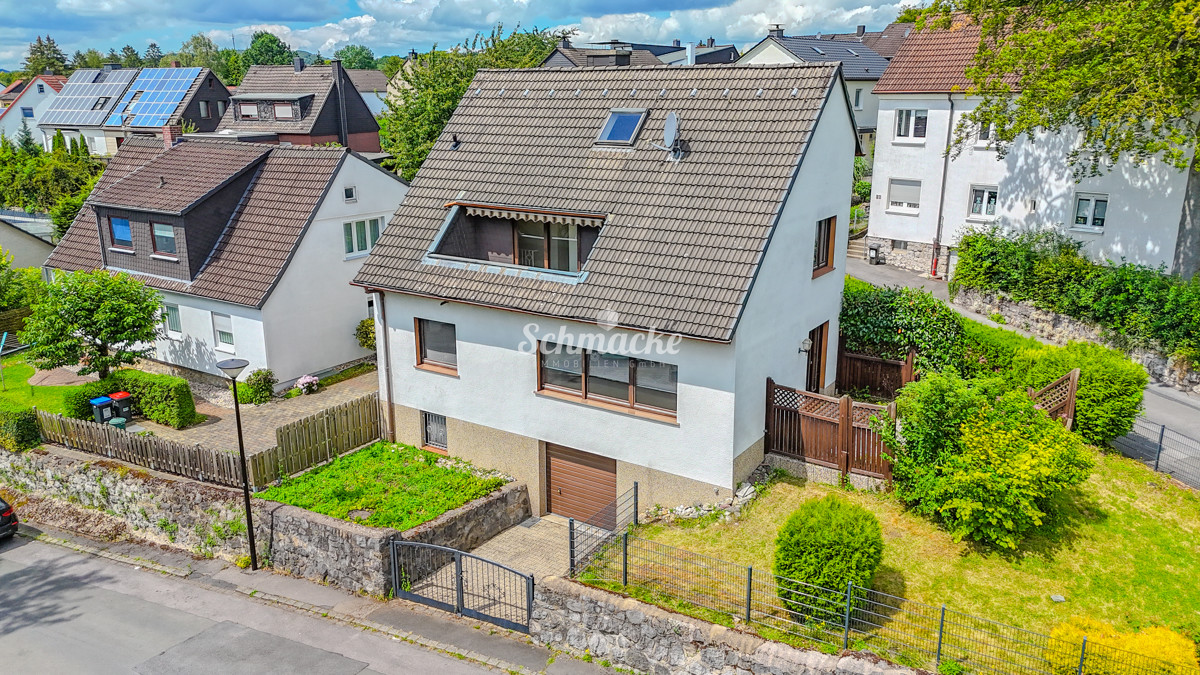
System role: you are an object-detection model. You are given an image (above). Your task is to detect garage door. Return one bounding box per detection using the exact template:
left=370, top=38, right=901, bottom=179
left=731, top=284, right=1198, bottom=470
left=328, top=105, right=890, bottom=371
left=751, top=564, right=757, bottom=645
left=546, top=444, right=617, bottom=527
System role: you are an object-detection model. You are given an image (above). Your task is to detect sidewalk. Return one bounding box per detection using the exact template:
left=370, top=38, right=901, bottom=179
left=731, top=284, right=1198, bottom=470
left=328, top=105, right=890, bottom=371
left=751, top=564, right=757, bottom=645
left=848, top=258, right=1200, bottom=438
left=12, top=522, right=606, bottom=675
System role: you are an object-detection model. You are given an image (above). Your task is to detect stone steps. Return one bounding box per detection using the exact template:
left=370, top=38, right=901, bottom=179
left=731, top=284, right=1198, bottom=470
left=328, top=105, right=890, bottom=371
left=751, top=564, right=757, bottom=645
left=847, top=237, right=868, bottom=260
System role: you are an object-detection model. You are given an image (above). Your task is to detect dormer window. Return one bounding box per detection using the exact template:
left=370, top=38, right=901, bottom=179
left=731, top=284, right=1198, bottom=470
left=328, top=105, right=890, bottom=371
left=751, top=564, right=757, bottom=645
left=273, top=103, right=294, bottom=120
left=239, top=103, right=258, bottom=119
left=596, top=109, right=647, bottom=145
left=109, top=217, right=133, bottom=249
left=517, top=221, right=579, bottom=271
left=428, top=204, right=602, bottom=279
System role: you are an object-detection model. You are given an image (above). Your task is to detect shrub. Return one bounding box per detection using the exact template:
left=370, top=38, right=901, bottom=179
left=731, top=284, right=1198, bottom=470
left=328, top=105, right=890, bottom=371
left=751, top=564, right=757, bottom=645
left=296, top=375, right=320, bottom=394
left=356, top=318, right=376, bottom=351
left=62, top=371, right=197, bottom=429
left=1047, top=617, right=1199, bottom=674
left=958, top=320, right=1042, bottom=378
left=0, top=408, right=39, bottom=450
left=853, top=180, right=872, bottom=203
left=840, top=278, right=966, bottom=373
left=1009, top=342, right=1148, bottom=445
left=773, top=495, right=884, bottom=618
left=238, top=368, right=277, bottom=405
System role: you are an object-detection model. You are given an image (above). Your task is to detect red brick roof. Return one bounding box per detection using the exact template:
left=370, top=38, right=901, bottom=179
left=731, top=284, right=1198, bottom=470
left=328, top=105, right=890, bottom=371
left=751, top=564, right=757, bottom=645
left=875, top=17, right=1016, bottom=94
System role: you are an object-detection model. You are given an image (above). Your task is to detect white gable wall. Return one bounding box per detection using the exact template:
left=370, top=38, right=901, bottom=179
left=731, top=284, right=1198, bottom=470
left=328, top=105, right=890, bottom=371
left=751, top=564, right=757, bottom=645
left=731, top=73, right=854, bottom=456
left=152, top=291, right=267, bottom=377
left=872, top=94, right=1188, bottom=270
left=260, top=154, right=408, bottom=385
left=0, top=81, right=58, bottom=141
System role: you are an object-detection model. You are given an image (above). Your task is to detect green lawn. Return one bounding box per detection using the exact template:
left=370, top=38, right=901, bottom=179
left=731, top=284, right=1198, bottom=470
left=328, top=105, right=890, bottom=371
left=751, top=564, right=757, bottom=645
left=639, top=449, right=1200, bottom=636
left=0, top=354, right=84, bottom=415
left=258, top=442, right=506, bottom=531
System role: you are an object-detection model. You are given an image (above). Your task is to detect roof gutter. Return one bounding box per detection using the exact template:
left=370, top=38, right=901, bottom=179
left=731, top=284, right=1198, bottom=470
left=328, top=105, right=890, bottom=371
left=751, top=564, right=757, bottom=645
left=931, top=93, right=954, bottom=278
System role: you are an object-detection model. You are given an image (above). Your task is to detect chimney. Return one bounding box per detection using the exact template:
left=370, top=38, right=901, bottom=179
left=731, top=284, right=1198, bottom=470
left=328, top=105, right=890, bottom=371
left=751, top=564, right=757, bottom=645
left=43, top=67, right=52, bottom=75
left=685, top=43, right=696, bottom=66
left=672, top=39, right=681, bottom=47
left=856, top=25, right=866, bottom=37
left=102, top=63, right=120, bottom=72
left=707, top=37, right=715, bottom=48
left=293, top=56, right=305, bottom=73
left=162, top=125, right=182, bottom=149
left=768, top=23, right=785, bottom=38
left=560, top=37, right=571, bottom=48
left=170, top=60, right=180, bottom=68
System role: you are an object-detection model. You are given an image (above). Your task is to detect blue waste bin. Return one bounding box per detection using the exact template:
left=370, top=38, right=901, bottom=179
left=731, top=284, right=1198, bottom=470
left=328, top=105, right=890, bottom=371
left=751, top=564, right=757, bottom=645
left=90, top=396, right=114, bottom=423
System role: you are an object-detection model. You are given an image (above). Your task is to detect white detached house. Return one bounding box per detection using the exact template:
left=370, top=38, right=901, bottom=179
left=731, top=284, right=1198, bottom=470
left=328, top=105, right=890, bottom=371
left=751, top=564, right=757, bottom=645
left=354, top=64, right=858, bottom=516
left=45, top=134, right=408, bottom=386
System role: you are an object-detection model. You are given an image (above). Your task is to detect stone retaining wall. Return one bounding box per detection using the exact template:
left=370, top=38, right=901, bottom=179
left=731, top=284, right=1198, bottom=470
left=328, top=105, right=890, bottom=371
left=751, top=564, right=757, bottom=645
left=400, top=480, right=530, bottom=550
left=532, top=576, right=917, bottom=675
left=953, top=289, right=1200, bottom=394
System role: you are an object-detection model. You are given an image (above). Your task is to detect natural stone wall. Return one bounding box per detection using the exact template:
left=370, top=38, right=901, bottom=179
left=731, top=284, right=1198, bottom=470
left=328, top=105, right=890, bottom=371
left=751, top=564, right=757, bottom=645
left=400, top=480, right=530, bottom=550
left=532, top=576, right=917, bottom=675
left=867, top=236, right=955, bottom=277
left=953, top=289, right=1199, bottom=394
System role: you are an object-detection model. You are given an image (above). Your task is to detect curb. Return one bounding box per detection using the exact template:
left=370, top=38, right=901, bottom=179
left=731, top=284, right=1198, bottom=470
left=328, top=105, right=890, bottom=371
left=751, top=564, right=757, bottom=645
left=20, top=529, right=191, bottom=578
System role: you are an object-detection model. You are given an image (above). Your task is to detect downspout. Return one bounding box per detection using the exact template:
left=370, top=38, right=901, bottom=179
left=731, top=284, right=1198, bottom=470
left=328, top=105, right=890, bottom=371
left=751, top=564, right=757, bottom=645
left=375, top=289, right=396, bottom=441
left=931, top=93, right=955, bottom=278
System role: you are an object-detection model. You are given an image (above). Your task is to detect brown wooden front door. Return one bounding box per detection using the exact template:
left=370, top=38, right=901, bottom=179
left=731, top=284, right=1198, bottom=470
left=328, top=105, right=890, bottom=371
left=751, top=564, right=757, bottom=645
left=546, top=444, right=617, bottom=525
left=806, top=322, right=829, bottom=393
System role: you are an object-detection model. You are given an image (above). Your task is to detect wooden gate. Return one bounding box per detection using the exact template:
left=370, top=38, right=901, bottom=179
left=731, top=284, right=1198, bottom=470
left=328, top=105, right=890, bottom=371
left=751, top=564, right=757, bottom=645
left=765, top=378, right=895, bottom=481
left=836, top=337, right=916, bottom=400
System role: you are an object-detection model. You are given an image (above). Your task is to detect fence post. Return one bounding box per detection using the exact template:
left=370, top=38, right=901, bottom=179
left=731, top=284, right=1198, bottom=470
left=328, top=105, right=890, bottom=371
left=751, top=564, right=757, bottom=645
left=838, top=396, right=853, bottom=480
left=568, top=518, right=576, bottom=577
left=454, top=551, right=464, bottom=615
left=1154, top=425, right=1166, bottom=471
left=1077, top=637, right=1087, bottom=675
left=744, top=566, right=753, bottom=624
left=842, top=582, right=854, bottom=650
left=621, top=532, right=629, bottom=586
left=765, top=377, right=775, bottom=454
left=525, top=573, right=534, bottom=629
left=935, top=605, right=946, bottom=666
left=388, top=539, right=398, bottom=597
left=633, top=481, right=639, bottom=525
left=902, top=347, right=915, bottom=385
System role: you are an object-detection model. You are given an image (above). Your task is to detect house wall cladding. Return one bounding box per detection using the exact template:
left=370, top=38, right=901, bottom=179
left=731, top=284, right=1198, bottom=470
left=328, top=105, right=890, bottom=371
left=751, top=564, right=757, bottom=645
left=953, top=289, right=1200, bottom=393
left=532, top=576, right=918, bottom=675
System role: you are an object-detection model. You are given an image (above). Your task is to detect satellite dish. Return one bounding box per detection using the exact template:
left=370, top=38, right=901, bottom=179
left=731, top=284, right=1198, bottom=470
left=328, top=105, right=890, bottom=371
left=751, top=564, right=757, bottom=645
left=664, top=112, right=679, bottom=148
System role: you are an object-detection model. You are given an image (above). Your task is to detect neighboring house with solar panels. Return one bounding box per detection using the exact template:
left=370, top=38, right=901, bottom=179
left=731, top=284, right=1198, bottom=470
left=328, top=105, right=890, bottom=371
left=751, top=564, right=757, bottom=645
left=44, top=135, right=408, bottom=386
left=37, top=65, right=139, bottom=155
left=99, top=67, right=230, bottom=150
left=353, top=64, right=858, bottom=517
left=0, top=73, right=67, bottom=142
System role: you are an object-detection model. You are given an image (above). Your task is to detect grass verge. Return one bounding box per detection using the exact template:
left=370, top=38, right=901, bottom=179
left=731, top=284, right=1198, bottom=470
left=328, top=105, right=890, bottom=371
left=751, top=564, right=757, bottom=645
left=258, top=442, right=505, bottom=531
left=0, top=354, right=84, bottom=414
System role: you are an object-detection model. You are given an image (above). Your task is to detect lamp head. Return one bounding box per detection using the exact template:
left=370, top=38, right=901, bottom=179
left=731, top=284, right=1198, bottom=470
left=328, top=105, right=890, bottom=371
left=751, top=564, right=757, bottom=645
left=798, top=338, right=814, bottom=354
left=216, top=358, right=250, bottom=380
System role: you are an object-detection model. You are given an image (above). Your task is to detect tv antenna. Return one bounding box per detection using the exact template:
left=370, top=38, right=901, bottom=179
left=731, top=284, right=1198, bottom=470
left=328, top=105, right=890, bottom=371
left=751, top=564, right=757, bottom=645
left=649, top=111, right=682, bottom=161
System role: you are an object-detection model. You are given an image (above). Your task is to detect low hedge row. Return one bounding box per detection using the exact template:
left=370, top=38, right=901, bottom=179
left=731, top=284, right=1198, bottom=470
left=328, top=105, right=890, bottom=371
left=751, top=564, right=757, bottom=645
left=952, top=225, right=1200, bottom=364
left=63, top=370, right=198, bottom=429
left=0, top=408, right=39, bottom=450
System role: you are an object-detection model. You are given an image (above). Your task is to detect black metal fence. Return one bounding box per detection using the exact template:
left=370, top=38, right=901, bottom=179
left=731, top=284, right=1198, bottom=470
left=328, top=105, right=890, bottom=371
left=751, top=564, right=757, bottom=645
left=1112, top=418, right=1200, bottom=491
left=390, top=540, right=534, bottom=633
left=567, top=483, right=638, bottom=576
left=577, top=533, right=1200, bottom=675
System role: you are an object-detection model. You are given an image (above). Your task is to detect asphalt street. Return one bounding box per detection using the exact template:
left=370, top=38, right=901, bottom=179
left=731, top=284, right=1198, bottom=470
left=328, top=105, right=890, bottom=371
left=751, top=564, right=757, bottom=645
left=0, top=536, right=490, bottom=675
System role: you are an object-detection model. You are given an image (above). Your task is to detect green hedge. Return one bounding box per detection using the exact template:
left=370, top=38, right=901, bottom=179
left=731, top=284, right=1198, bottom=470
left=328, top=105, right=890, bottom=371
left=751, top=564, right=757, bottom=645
left=840, top=277, right=966, bottom=373
left=63, top=370, right=198, bottom=429
left=0, top=408, right=40, bottom=450
left=959, top=320, right=1043, bottom=378
left=953, top=226, right=1200, bottom=364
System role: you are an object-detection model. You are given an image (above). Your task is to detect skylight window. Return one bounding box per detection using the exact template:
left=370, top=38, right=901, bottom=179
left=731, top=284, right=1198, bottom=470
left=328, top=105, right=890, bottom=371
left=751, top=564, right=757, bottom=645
left=847, top=48, right=860, bottom=56
left=596, top=109, right=647, bottom=145
left=810, top=46, right=826, bottom=55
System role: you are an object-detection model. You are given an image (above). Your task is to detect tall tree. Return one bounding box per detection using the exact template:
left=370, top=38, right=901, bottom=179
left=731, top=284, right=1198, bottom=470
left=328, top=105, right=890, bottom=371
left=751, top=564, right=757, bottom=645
left=71, top=48, right=105, bottom=70
left=119, top=44, right=142, bottom=68
left=896, top=4, right=926, bottom=22
left=380, top=25, right=565, bottom=180
left=334, top=44, right=376, bottom=70
left=928, top=0, right=1200, bottom=276
left=21, top=271, right=164, bottom=380
left=22, top=35, right=68, bottom=75
left=242, top=31, right=294, bottom=66
left=213, top=48, right=246, bottom=86
left=15, top=119, right=39, bottom=155
left=143, top=42, right=164, bottom=65
left=378, top=54, right=404, bottom=80
left=178, top=33, right=219, bottom=69
left=105, top=48, right=121, bottom=64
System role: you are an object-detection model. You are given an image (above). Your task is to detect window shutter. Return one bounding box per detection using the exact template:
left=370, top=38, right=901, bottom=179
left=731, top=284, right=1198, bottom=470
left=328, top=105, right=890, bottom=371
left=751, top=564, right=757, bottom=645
left=889, top=179, right=922, bottom=206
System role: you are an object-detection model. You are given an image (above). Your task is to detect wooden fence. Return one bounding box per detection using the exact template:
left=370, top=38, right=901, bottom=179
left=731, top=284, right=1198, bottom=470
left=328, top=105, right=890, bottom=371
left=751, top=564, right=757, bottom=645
left=1029, top=368, right=1080, bottom=431
left=246, top=392, right=381, bottom=488
left=837, top=338, right=916, bottom=400
left=765, top=378, right=896, bottom=481
left=35, top=409, right=244, bottom=487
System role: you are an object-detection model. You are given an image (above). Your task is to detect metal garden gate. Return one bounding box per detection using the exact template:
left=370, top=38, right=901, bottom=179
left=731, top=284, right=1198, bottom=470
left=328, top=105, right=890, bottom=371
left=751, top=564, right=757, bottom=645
left=389, top=540, right=534, bottom=633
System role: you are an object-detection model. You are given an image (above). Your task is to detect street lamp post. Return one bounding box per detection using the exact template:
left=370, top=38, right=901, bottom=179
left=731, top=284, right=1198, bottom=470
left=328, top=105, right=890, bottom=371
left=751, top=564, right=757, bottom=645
left=217, top=358, right=258, bottom=571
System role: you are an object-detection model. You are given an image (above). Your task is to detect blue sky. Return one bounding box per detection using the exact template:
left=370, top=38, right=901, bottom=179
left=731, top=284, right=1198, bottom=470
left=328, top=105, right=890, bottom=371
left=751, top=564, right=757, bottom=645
left=0, top=0, right=913, bottom=70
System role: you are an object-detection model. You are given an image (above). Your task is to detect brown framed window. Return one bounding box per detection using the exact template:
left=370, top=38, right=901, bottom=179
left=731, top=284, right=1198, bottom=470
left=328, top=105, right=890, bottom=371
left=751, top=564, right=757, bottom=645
left=805, top=322, right=829, bottom=393
left=109, top=216, right=133, bottom=249
left=415, top=318, right=457, bottom=374
left=152, top=223, right=177, bottom=256
left=538, top=341, right=678, bottom=417
left=813, top=216, right=835, bottom=277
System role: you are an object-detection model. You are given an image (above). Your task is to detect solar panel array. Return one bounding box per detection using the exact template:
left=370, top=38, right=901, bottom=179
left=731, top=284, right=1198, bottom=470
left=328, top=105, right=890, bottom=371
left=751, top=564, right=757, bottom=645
left=104, top=67, right=203, bottom=128
left=40, top=68, right=139, bottom=128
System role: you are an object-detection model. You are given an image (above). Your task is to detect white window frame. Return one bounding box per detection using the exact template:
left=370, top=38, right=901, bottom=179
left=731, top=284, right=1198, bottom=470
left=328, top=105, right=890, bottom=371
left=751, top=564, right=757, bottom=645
left=273, top=103, right=294, bottom=120
left=894, top=109, right=928, bottom=141
left=163, top=304, right=182, bottom=338
left=976, top=121, right=996, bottom=146
left=238, top=103, right=258, bottom=119
left=199, top=100, right=211, bottom=119
left=967, top=185, right=999, bottom=221
left=37, top=83, right=45, bottom=94
left=887, top=178, right=922, bottom=214
left=1072, top=193, right=1109, bottom=233
left=344, top=186, right=357, bottom=203
left=343, top=217, right=383, bottom=258
left=212, top=312, right=235, bottom=352
left=854, top=88, right=863, bottom=110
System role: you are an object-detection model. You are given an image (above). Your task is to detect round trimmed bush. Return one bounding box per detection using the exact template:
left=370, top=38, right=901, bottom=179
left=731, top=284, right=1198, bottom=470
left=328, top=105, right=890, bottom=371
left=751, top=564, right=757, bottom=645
left=238, top=368, right=277, bottom=405
left=356, top=318, right=376, bottom=350
left=773, top=495, right=884, bottom=618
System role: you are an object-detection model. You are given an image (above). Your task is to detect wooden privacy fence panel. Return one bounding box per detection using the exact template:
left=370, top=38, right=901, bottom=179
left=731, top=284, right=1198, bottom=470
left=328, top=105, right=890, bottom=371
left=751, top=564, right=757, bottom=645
left=1028, top=368, right=1080, bottom=431
left=35, top=409, right=243, bottom=487
left=836, top=337, right=916, bottom=400
left=765, top=379, right=895, bottom=481
left=248, top=392, right=382, bottom=488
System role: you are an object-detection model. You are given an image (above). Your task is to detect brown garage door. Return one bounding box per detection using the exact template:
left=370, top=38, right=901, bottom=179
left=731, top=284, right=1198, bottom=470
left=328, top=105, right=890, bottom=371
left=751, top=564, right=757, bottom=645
left=546, top=444, right=617, bottom=527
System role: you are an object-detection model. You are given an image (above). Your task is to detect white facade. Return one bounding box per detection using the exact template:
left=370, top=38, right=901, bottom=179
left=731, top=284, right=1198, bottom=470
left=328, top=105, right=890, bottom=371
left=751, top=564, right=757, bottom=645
left=0, top=78, right=59, bottom=143
left=153, top=154, right=407, bottom=386
left=871, top=94, right=1190, bottom=271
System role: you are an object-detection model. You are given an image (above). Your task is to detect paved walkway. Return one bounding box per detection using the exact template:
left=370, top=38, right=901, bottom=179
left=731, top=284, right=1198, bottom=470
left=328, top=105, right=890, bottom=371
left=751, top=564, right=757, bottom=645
left=28, top=367, right=97, bottom=387
left=141, top=373, right=379, bottom=454
left=848, top=258, right=1200, bottom=438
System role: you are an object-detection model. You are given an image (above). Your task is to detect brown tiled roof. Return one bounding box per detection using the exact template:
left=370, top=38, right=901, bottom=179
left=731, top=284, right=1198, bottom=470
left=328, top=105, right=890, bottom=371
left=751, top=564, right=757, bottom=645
left=346, top=69, right=389, bottom=93
left=90, top=142, right=269, bottom=215
left=798, top=23, right=914, bottom=59
left=217, top=64, right=340, bottom=135
left=354, top=63, right=846, bottom=342
left=875, top=17, right=1012, bottom=93
left=46, top=136, right=350, bottom=307
left=542, top=47, right=664, bottom=68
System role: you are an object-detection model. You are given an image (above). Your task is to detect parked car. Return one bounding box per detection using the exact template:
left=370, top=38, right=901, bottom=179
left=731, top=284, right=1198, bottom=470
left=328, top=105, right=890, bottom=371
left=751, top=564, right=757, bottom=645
left=0, top=497, right=17, bottom=540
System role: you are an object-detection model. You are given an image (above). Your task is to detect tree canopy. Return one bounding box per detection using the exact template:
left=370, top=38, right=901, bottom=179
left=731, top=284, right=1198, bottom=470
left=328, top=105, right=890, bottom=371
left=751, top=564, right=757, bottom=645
left=144, top=43, right=164, bottom=65
left=334, top=44, right=376, bottom=70
left=177, top=33, right=220, bottom=69
left=378, top=54, right=404, bottom=80
left=896, top=5, right=926, bottom=22
left=119, top=45, right=142, bottom=68
left=243, top=31, right=294, bottom=67
left=0, top=131, right=102, bottom=215
left=22, top=35, right=68, bottom=76
left=380, top=25, right=565, bottom=180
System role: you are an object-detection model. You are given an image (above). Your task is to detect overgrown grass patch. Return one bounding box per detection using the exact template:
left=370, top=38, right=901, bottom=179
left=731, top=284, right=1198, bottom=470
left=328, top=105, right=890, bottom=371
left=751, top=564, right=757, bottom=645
left=258, top=442, right=506, bottom=531
left=639, top=451, right=1200, bottom=636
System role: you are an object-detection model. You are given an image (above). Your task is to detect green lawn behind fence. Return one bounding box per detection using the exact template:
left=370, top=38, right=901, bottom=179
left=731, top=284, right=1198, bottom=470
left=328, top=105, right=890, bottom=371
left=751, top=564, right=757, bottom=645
left=0, top=354, right=84, bottom=415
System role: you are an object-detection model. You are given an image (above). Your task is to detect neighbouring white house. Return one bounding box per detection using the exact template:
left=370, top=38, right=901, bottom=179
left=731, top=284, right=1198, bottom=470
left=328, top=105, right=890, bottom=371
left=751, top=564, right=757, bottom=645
left=354, top=64, right=858, bottom=516
left=45, top=132, right=408, bottom=387
left=739, top=27, right=889, bottom=150
left=869, top=17, right=1199, bottom=278
left=0, top=73, right=67, bottom=142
